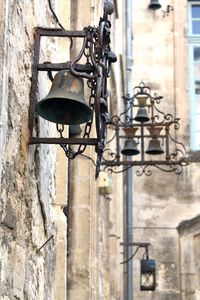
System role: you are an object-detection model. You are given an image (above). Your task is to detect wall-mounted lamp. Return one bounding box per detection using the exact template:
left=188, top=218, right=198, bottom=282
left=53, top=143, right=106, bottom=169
left=120, top=242, right=156, bottom=291
left=148, top=0, right=162, bottom=10
left=140, top=259, right=156, bottom=291
left=100, top=82, right=188, bottom=176
left=29, top=4, right=117, bottom=178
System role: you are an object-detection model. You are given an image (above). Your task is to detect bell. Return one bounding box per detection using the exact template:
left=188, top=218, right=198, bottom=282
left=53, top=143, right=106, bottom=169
left=135, top=107, right=150, bottom=123
left=121, top=139, right=140, bottom=156
left=148, top=0, right=162, bottom=10
left=69, top=125, right=82, bottom=137
left=146, top=139, right=164, bottom=155
left=36, top=70, right=92, bottom=125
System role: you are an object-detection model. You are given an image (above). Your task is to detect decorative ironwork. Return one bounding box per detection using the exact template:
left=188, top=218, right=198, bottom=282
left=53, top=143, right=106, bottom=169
left=100, top=82, right=188, bottom=176
left=29, top=7, right=116, bottom=178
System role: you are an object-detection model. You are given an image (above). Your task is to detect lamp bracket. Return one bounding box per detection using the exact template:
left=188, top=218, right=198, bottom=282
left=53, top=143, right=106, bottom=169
left=120, top=242, right=151, bottom=264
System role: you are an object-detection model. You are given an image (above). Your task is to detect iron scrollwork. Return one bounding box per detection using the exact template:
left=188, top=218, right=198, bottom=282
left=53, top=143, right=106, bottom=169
left=100, top=82, right=188, bottom=176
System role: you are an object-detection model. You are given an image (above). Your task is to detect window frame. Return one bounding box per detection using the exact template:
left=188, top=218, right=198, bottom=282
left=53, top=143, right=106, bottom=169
left=188, top=1, right=200, bottom=150
left=188, top=1, right=200, bottom=37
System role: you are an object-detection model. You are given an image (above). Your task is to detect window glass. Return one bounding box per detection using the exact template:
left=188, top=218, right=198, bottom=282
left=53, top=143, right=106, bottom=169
left=189, top=3, right=200, bottom=150
left=194, top=47, right=200, bottom=61
left=192, top=21, right=200, bottom=34
left=195, top=80, right=200, bottom=94
left=192, top=5, right=200, bottom=18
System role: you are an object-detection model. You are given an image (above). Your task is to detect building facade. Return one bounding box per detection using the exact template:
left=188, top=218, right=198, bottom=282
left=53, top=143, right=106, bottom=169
left=0, top=0, right=200, bottom=300
left=132, top=1, right=200, bottom=299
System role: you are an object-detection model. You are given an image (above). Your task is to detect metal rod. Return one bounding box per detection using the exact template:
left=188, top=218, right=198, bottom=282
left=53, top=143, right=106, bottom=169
left=37, top=62, right=94, bottom=73
left=37, top=235, right=54, bottom=251
left=35, top=27, right=87, bottom=37
left=124, top=0, right=133, bottom=299
left=141, top=125, right=145, bottom=162
left=29, top=137, right=98, bottom=146
left=121, top=242, right=151, bottom=247
left=101, top=160, right=185, bottom=166
left=116, top=125, right=121, bottom=163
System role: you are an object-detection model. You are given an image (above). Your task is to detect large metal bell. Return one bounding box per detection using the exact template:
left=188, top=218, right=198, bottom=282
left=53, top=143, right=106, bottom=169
left=36, top=70, right=92, bottom=125
left=146, top=139, right=164, bottom=155
left=135, top=107, right=150, bottom=123
left=121, top=139, right=140, bottom=156
left=148, top=0, right=161, bottom=10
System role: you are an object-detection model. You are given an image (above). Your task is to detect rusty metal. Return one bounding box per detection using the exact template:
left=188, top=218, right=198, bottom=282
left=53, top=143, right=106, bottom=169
left=29, top=12, right=116, bottom=175
left=100, top=82, right=188, bottom=176
left=29, top=137, right=98, bottom=145
left=120, top=242, right=151, bottom=264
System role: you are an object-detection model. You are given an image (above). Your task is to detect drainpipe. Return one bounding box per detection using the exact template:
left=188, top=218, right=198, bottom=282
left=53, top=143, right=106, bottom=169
left=123, top=0, right=133, bottom=299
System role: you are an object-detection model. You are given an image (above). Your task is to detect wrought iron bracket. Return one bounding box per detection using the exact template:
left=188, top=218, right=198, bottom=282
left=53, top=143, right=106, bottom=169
left=29, top=14, right=116, bottom=178
left=100, top=82, right=188, bottom=176
left=120, top=242, right=151, bottom=264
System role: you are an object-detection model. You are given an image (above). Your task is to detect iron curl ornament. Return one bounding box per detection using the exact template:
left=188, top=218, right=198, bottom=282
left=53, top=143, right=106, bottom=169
left=29, top=4, right=116, bottom=178
left=100, top=82, right=189, bottom=176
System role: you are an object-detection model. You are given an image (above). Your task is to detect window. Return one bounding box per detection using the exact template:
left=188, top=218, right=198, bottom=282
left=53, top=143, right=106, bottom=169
left=188, top=2, right=200, bottom=150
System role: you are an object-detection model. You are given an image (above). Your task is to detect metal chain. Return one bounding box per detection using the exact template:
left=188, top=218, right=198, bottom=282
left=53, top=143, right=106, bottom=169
left=75, top=79, right=96, bottom=155
left=56, top=124, right=64, bottom=138
left=55, top=21, right=109, bottom=160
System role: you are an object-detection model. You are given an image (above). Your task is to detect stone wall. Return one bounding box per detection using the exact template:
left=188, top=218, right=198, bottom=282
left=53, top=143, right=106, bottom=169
left=2, top=0, right=197, bottom=299
left=0, top=0, right=125, bottom=299
left=0, top=1, right=69, bottom=299
left=178, top=215, right=200, bottom=300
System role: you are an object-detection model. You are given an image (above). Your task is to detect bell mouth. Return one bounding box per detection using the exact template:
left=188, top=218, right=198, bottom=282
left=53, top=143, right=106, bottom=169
left=121, top=139, right=140, bottom=156
left=145, top=139, right=164, bottom=155
left=134, top=107, right=150, bottom=123
left=148, top=4, right=161, bottom=10
left=36, top=97, right=92, bottom=125
left=121, top=149, right=140, bottom=156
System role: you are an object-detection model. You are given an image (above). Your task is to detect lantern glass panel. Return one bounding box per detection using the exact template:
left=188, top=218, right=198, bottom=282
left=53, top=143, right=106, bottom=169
left=140, top=259, right=156, bottom=291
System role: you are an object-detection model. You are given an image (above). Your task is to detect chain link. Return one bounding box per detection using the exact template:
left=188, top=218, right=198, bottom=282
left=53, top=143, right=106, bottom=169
left=56, top=124, right=64, bottom=138
left=55, top=21, right=111, bottom=161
